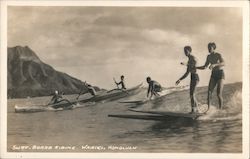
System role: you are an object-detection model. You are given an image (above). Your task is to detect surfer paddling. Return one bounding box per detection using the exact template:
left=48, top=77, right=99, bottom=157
left=115, top=75, right=126, bottom=90
left=77, top=82, right=96, bottom=99
left=196, top=42, right=225, bottom=110
left=107, top=75, right=128, bottom=94
left=146, top=77, right=162, bottom=100
left=48, top=90, right=73, bottom=109
left=176, top=46, right=199, bottom=113
left=49, top=90, right=63, bottom=105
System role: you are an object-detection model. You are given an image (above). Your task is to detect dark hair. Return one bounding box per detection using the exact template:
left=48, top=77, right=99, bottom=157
left=208, top=42, right=216, bottom=50
left=146, top=77, right=151, bottom=81
left=184, top=46, right=192, bottom=52
left=121, top=75, right=124, bottom=79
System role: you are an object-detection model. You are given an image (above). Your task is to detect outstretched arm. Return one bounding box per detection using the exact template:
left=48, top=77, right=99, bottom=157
left=179, top=68, right=189, bottom=81
left=197, top=56, right=210, bottom=70
left=116, top=81, right=122, bottom=85
left=176, top=68, right=189, bottom=85
left=113, top=78, right=119, bottom=88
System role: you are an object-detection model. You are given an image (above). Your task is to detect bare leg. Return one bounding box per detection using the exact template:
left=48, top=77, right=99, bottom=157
left=208, top=78, right=217, bottom=109
left=217, top=79, right=224, bottom=109
left=190, top=79, right=199, bottom=113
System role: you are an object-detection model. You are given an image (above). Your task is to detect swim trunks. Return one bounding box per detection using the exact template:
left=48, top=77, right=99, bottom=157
left=211, top=70, right=225, bottom=81
left=191, top=73, right=199, bottom=82
left=154, top=85, right=162, bottom=92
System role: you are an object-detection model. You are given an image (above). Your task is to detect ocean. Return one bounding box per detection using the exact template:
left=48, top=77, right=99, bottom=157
left=7, top=82, right=242, bottom=153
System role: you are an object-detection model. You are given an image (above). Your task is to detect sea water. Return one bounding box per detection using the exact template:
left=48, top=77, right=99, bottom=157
left=7, top=83, right=242, bottom=153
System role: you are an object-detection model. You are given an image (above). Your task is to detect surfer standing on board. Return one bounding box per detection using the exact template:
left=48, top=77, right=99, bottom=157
left=176, top=46, right=199, bottom=113
left=146, top=77, right=162, bottom=100
left=196, top=42, right=225, bottom=110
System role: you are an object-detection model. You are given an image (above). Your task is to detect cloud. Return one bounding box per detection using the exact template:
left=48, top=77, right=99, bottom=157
left=142, top=29, right=192, bottom=45
left=200, top=23, right=218, bottom=36
left=7, top=6, right=243, bottom=87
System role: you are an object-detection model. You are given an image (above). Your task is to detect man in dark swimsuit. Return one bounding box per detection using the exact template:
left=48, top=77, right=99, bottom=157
left=115, top=75, right=126, bottom=89
left=146, top=77, right=162, bottom=99
left=196, top=42, right=225, bottom=109
left=176, top=46, right=199, bottom=113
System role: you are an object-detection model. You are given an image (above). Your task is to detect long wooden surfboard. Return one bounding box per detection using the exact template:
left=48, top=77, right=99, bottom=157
left=119, top=99, right=148, bottom=104
left=128, top=109, right=205, bottom=119
left=108, top=114, right=170, bottom=121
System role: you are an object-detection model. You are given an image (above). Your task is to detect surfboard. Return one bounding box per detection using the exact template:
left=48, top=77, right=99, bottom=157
left=14, top=102, right=95, bottom=113
left=108, top=114, right=169, bottom=121
left=128, top=109, right=205, bottom=119
left=119, top=99, right=148, bottom=104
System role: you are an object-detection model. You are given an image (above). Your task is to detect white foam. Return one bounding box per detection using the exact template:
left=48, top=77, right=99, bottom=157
left=198, top=105, right=242, bottom=121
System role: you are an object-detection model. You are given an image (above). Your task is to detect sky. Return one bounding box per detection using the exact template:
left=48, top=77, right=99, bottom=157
left=8, top=6, right=242, bottom=89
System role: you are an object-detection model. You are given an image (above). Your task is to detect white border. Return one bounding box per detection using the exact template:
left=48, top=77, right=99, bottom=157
left=0, top=1, right=249, bottom=159
left=0, top=0, right=248, bottom=7
left=0, top=1, right=8, bottom=159
left=242, top=2, right=250, bottom=159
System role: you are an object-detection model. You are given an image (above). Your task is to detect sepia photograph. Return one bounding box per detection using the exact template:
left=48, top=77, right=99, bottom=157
left=0, top=0, right=249, bottom=159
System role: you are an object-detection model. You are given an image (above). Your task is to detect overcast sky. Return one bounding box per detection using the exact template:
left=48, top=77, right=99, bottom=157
left=8, top=6, right=242, bottom=89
